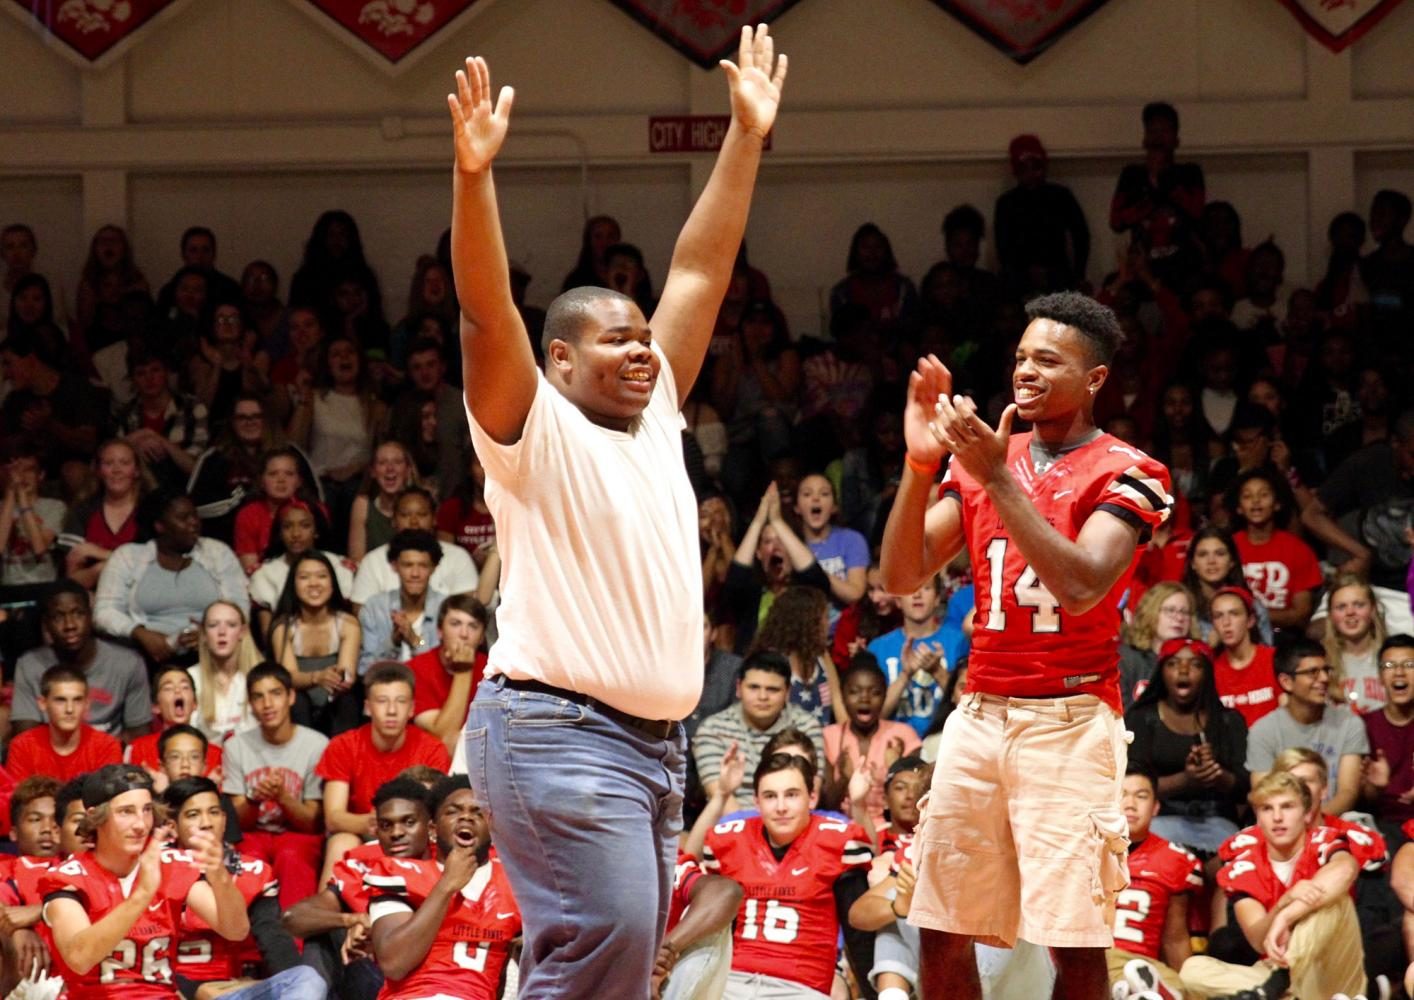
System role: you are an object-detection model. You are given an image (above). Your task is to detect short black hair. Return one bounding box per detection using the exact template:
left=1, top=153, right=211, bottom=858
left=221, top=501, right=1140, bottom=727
left=247, top=661, right=294, bottom=696
left=1142, top=101, right=1179, bottom=130
left=737, top=650, right=791, bottom=684
left=1227, top=402, right=1276, bottom=438
left=387, top=529, right=442, bottom=566
left=0, top=324, right=63, bottom=369
left=163, top=776, right=220, bottom=813
left=1024, top=291, right=1124, bottom=365
left=1372, top=189, right=1412, bottom=226
left=55, top=777, right=87, bottom=823
left=405, top=336, right=444, bottom=362
left=1275, top=637, right=1325, bottom=676
left=366, top=661, right=416, bottom=694
left=841, top=652, right=887, bottom=689
left=181, top=226, right=216, bottom=252
left=1380, top=634, right=1414, bottom=660
left=754, top=751, right=816, bottom=792
left=373, top=777, right=433, bottom=815
left=542, top=286, right=636, bottom=356
left=1328, top=211, right=1366, bottom=243
left=395, top=486, right=436, bottom=514
left=41, top=579, right=91, bottom=618
left=430, top=774, right=473, bottom=817
left=157, top=724, right=208, bottom=760
left=1227, top=467, right=1295, bottom=529
left=9, top=775, right=59, bottom=828
left=1124, top=762, right=1159, bottom=793
left=942, top=203, right=985, bottom=239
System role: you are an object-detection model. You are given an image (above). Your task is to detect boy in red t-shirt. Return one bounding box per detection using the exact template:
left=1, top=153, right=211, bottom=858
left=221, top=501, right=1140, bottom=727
left=316, top=662, right=451, bottom=884
left=1230, top=469, right=1321, bottom=633
left=1209, top=586, right=1279, bottom=727
left=406, top=593, right=488, bottom=754
left=5, top=665, right=121, bottom=783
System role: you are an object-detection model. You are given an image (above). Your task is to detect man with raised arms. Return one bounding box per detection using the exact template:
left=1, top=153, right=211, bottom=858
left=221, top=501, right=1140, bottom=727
left=446, top=24, right=786, bottom=996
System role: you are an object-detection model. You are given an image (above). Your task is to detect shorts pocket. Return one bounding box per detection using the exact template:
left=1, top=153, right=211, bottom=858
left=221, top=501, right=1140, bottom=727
left=1090, top=809, right=1130, bottom=913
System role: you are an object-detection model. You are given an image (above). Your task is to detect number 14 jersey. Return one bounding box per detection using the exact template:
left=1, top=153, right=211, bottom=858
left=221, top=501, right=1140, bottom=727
left=941, top=432, right=1171, bottom=712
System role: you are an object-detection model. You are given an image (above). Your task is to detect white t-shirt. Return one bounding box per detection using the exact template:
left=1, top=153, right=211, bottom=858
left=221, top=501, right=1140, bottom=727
left=467, top=346, right=702, bottom=720
left=188, top=665, right=257, bottom=750
left=349, top=540, right=477, bottom=605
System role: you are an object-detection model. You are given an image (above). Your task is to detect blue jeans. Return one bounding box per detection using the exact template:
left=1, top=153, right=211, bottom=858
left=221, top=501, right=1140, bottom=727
left=219, top=967, right=328, bottom=1000
left=464, top=677, right=687, bottom=998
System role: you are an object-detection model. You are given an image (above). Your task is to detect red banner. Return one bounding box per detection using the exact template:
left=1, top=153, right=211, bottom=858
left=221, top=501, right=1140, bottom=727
left=297, top=0, right=487, bottom=71
left=928, top=0, right=1114, bottom=64
left=608, top=0, right=803, bottom=69
left=1273, top=0, right=1406, bottom=52
left=5, top=0, right=186, bottom=67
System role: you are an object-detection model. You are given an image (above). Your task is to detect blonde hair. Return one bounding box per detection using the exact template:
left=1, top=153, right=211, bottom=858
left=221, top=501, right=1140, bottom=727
left=1248, top=770, right=1313, bottom=812
left=1271, top=746, right=1327, bottom=782
left=1122, top=582, right=1199, bottom=651
left=195, top=600, right=262, bottom=729
left=1322, top=574, right=1387, bottom=699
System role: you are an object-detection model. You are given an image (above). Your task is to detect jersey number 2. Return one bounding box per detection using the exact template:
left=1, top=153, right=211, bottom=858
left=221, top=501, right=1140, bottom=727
left=982, top=538, right=1060, bottom=633
left=1111, top=888, right=1152, bottom=945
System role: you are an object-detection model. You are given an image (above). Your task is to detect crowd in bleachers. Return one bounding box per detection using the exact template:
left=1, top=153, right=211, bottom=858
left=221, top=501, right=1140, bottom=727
left=0, top=97, right=1411, bottom=999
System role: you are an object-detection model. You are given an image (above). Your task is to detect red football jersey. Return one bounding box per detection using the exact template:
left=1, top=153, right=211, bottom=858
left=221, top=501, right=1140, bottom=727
left=1112, top=834, right=1202, bottom=960
left=41, top=848, right=204, bottom=1000
left=703, top=815, right=872, bottom=996
left=365, top=855, right=521, bottom=1000
left=175, top=850, right=278, bottom=981
left=1217, top=825, right=1349, bottom=916
left=329, top=841, right=388, bottom=914
left=0, top=854, right=55, bottom=904
left=667, top=850, right=706, bottom=931
left=941, top=433, right=1172, bottom=712
left=1235, top=530, right=1322, bottom=613
left=1221, top=815, right=1385, bottom=874
left=1212, top=645, right=1279, bottom=728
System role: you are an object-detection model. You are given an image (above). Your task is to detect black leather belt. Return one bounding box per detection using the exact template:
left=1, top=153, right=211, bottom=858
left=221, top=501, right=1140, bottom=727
left=501, top=676, right=676, bottom=741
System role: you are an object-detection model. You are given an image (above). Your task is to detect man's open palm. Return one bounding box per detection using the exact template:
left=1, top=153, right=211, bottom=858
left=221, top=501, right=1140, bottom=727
left=448, top=56, right=514, bottom=174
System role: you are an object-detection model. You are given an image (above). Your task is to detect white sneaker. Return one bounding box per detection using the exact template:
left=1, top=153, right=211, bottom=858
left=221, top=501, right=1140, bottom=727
left=1124, top=959, right=1177, bottom=1000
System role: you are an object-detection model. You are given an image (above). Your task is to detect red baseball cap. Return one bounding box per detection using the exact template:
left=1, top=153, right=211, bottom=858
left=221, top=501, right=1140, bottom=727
left=1158, top=637, right=1214, bottom=665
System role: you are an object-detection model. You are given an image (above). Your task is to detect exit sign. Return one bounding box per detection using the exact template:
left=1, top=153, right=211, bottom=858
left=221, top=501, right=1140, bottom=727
left=648, top=115, right=773, bottom=153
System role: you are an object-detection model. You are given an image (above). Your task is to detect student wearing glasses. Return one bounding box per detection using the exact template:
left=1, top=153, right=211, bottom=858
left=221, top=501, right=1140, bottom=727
left=1360, top=634, right=1414, bottom=829
left=1247, top=637, right=1369, bottom=816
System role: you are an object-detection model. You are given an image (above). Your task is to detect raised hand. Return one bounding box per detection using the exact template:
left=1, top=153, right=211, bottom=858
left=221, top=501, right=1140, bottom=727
left=720, top=24, right=788, bottom=138
left=848, top=758, right=876, bottom=805
left=187, top=829, right=226, bottom=879
left=1366, top=749, right=1391, bottom=790
left=439, top=844, right=479, bottom=894
left=934, top=394, right=1014, bottom=487
left=447, top=56, right=515, bottom=175
left=903, top=355, right=953, bottom=470
left=718, top=741, right=746, bottom=800
left=136, top=835, right=164, bottom=899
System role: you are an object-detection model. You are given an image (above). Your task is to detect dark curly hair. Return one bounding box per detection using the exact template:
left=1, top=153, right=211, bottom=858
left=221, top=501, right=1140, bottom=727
left=1025, top=291, right=1124, bottom=365
left=751, top=585, right=829, bottom=667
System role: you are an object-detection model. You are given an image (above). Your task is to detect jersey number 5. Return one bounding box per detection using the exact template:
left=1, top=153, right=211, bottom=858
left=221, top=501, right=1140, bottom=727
left=982, top=538, right=1061, bottom=633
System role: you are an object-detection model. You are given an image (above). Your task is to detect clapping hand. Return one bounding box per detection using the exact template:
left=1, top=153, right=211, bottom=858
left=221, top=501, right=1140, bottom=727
left=717, top=741, right=745, bottom=801
left=720, top=25, right=788, bottom=140
left=448, top=57, right=514, bottom=175
left=933, top=393, right=1014, bottom=487
left=902, top=355, right=953, bottom=471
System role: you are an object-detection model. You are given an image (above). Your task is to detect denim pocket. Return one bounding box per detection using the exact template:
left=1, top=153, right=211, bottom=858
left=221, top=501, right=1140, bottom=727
left=505, top=693, right=589, bottom=728
left=463, top=726, right=489, bottom=806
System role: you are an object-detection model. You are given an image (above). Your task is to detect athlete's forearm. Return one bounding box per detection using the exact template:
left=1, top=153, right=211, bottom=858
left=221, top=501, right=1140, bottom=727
left=879, top=466, right=959, bottom=595
left=983, top=471, right=1133, bottom=614
left=662, top=876, right=741, bottom=954
left=371, top=885, right=458, bottom=980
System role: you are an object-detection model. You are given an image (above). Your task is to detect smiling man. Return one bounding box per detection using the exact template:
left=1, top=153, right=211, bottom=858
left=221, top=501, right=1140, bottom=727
left=703, top=753, right=872, bottom=999
left=447, top=26, right=787, bottom=995
left=881, top=291, right=1173, bottom=998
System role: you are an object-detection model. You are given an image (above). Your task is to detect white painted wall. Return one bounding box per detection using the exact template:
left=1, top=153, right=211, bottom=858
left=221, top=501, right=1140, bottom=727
left=1, top=0, right=1411, bottom=336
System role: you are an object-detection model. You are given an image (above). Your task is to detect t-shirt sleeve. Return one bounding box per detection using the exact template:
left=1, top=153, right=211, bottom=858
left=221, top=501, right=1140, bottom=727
left=840, top=823, right=874, bottom=870
left=222, top=741, right=248, bottom=796
left=1341, top=713, right=1371, bottom=756
left=121, top=654, right=153, bottom=730
left=303, top=732, right=330, bottom=800
left=1286, top=536, right=1323, bottom=594
left=841, top=529, right=869, bottom=571
left=233, top=504, right=263, bottom=559
left=1245, top=720, right=1278, bottom=774
left=314, top=733, right=349, bottom=785
left=9, top=659, right=41, bottom=723
left=1095, top=455, right=1173, bottom=542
